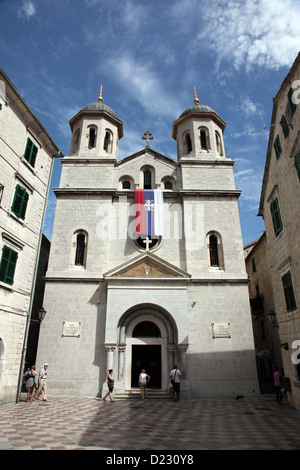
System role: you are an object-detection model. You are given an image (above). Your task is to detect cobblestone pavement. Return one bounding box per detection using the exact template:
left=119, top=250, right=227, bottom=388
left=0, top=394, right=300, bottom=451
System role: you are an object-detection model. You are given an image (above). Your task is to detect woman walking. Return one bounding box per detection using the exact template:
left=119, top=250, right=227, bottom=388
left=103, top=369, right=115, bottom=402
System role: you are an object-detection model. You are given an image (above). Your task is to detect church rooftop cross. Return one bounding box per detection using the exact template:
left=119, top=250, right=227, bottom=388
left=189, top=86, right=201, bottom=105
left=142, top=130, right=154, bottom=148
left=97, top=84, right=107, bottom=103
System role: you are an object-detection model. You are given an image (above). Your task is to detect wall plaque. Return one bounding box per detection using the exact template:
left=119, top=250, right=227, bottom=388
left=62, top=321, right=81, bottom=337
left=212, top=322, right=231, bottom=338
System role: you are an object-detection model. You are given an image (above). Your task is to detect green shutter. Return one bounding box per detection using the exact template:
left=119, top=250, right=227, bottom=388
left=295, top=150, right=300, bottom=180
left=24, top=138, right=38, bottom=167
left=282, top=271, right=297, bottom=312
left=11, top=184, right=29, bottom=220
left=288, top=88, right=297, bottom=116
left=0, top=245, right=18, bottom=285
left=270, top=197, right=283, bottom=236
left=280, top=114, right=289, bottom=138
left=274, top=135, right=282, bottom=159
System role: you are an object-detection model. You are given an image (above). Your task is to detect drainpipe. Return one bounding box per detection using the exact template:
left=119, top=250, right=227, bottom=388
left=16, top=152, right=62, bottom=402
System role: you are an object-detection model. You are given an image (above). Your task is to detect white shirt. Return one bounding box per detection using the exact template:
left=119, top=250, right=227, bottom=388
left=140, top=373, right=147, bottom=383
left=170, top=369, right=181, bottom=383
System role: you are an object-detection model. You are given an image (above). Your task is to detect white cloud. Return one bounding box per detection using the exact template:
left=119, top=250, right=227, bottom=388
left=106, top=54, right=183, bottom=118
left=172, top=0, right=300, bottom=71
left=18, top=0, right=36, bottom=20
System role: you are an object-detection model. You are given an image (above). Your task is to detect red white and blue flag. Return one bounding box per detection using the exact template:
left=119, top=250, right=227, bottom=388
left=135, top=189, right=164, bottom=237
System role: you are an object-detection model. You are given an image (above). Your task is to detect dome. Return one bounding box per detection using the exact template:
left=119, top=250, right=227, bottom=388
left=179, top=104, right=218, bottom=118
left=81, top=102, right=118, bottom=118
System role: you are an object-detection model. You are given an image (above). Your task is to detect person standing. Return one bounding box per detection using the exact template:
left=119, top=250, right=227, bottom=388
left=273, top=366, right=283, bottom=405
left=139, top=369, right=150, bottom=399
left=170, top=365, right=182, bottom=402
left=103, top=369, right=115, bottom=402
left=34, top=363, right=48, bottom=401
left=24, top=365, right=38, bottom=403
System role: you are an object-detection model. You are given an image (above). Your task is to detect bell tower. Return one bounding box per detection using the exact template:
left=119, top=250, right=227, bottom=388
left=172, top=89, right=226, bottom=162
left=68, top=86, right=123, bottom=160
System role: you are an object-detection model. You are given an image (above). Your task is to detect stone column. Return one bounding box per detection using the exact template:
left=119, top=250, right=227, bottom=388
left=118, top=345, right=126, bottom=380
left=177, top=343, right=188, bottom=380
left=167, top=344, right=175, bottom=375
left=105, top=344, right=116, bottom=372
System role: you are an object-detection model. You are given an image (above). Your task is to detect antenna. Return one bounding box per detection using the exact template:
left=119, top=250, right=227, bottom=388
left=251, top=124, right=276, bottom=134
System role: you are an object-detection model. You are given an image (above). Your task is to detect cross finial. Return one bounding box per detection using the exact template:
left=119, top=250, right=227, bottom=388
left=97, top=84, right=107, bottom=103
left=142, top=130, right=154, bottom=148
left=189, top=86, right=200, bottom=105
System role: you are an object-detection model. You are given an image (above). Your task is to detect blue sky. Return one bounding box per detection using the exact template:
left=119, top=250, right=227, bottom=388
left=1, top=0, right=300, bottom=245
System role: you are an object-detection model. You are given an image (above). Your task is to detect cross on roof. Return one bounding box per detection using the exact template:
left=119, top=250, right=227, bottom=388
left=142, top=130, right=154, bottom=148
left=189, top=86, right=201, bottom=104
left=97, top=84, right=107, bottom=103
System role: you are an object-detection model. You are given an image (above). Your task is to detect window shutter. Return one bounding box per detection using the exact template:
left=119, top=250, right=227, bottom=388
left=274, top=135, right=282, bottom=159
left=280, top=114, right=289, bottom=138
left=288, top=88, right=297, bottom=116
left=24, top=138, right=38, bottom=167
left=11, top=185, right=29, bottom=220
left=270, top=197, right=283, bottom=236
left=282, top=271, right=297, bottom=312
left=295, top=150, right=300, bottom=180
left=0, top=245, right=18, bottom=285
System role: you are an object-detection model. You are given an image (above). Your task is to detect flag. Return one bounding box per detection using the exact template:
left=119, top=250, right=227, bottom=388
left=135, top=189, right=164, bottom=237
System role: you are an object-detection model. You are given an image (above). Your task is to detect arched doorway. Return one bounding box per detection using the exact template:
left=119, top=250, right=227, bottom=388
left=131, top=321, right=162, bottom=388
left=118, top=305, right=178, bottom=391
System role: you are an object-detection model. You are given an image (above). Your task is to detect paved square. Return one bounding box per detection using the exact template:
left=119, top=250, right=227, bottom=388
left=0, top=394, right=300, bottom=450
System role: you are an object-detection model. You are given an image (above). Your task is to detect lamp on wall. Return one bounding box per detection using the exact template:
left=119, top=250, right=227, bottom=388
left=268, top=310, right=278, bottom=328
left=38, top=307, right=47, bottom=322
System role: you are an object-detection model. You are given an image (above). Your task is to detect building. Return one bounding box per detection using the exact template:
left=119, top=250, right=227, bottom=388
left=258, top=52, right=300, bottom=408
left=244, top=232, right=282, bottom=393
left=35, top=91, right=258, bottom=399
left=0, top=69, right=61, bottom=403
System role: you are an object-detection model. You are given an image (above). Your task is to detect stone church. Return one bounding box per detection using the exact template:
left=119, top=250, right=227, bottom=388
left=36, top=91, right=258, bottom=398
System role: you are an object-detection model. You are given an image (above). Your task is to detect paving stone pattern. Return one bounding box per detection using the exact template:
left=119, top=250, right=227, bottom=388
left=0, top=395, right=300, bottom=450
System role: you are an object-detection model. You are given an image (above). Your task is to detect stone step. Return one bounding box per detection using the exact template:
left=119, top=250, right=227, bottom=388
left=114, top=389, right=171, bottom=400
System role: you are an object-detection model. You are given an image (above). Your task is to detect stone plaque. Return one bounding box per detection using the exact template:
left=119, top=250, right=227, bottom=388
left=212, top=322, right=231, bottom=338
left=62, top=321, right=81, bottom=337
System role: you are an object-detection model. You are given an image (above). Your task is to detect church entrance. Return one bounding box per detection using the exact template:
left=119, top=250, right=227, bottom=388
left=131, top=345, right=161, bottom=388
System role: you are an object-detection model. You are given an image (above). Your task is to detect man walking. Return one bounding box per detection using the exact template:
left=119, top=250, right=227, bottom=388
left=34, top=363, right=48, bottom=401
left=170, top=365, right=181, bottom=402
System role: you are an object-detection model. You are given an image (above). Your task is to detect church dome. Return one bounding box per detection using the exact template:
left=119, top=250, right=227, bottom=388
left=81, top=102, right=118, bottom=118
left=179, top=104, right=217, bottom=118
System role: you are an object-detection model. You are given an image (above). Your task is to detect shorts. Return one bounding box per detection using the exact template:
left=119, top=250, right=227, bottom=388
left=173, top=382, right=180, bottom=393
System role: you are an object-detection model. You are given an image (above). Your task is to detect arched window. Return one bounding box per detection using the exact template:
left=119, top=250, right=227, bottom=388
left=132, top=321, right=161, bottom=337
left=207, top=232, right=224, bottom=269
left=215, top=131, right=223, bottom=155
left=88, top=127, right=97, bottom=148
left=164, top=181, right=172, bottom=190
left=209, top=235, right=219, bottom=267
left=184, top=132, right=192, bottom=154
left=103, top=130, right=113, bottom=153
left=144, top=170, right=152, bottom=189
left=199, top=127, right=210, bottom=150
left=75, top=234, right=85, bottom=266
left=71, top=230, right=88, bottom=268
left=122, top=181, right=131, bottom=190
left=72, top=129, right=80, bottom=154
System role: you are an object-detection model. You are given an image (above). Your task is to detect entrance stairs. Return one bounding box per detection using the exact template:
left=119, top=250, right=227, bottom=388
left=114, top=389, right=170, bottom=400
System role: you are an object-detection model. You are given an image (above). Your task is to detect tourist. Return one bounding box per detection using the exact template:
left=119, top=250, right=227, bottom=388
left=103, top=369, right=115, bottom=402
left=170, top=365, right=182, bottom=402
left=139, top=369, right=150, bottom=399
left=34, top=363, right=48, bottom=401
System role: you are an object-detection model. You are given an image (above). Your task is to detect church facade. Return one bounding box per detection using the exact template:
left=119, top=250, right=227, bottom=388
left=36, top=93, right=258, bottom=398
